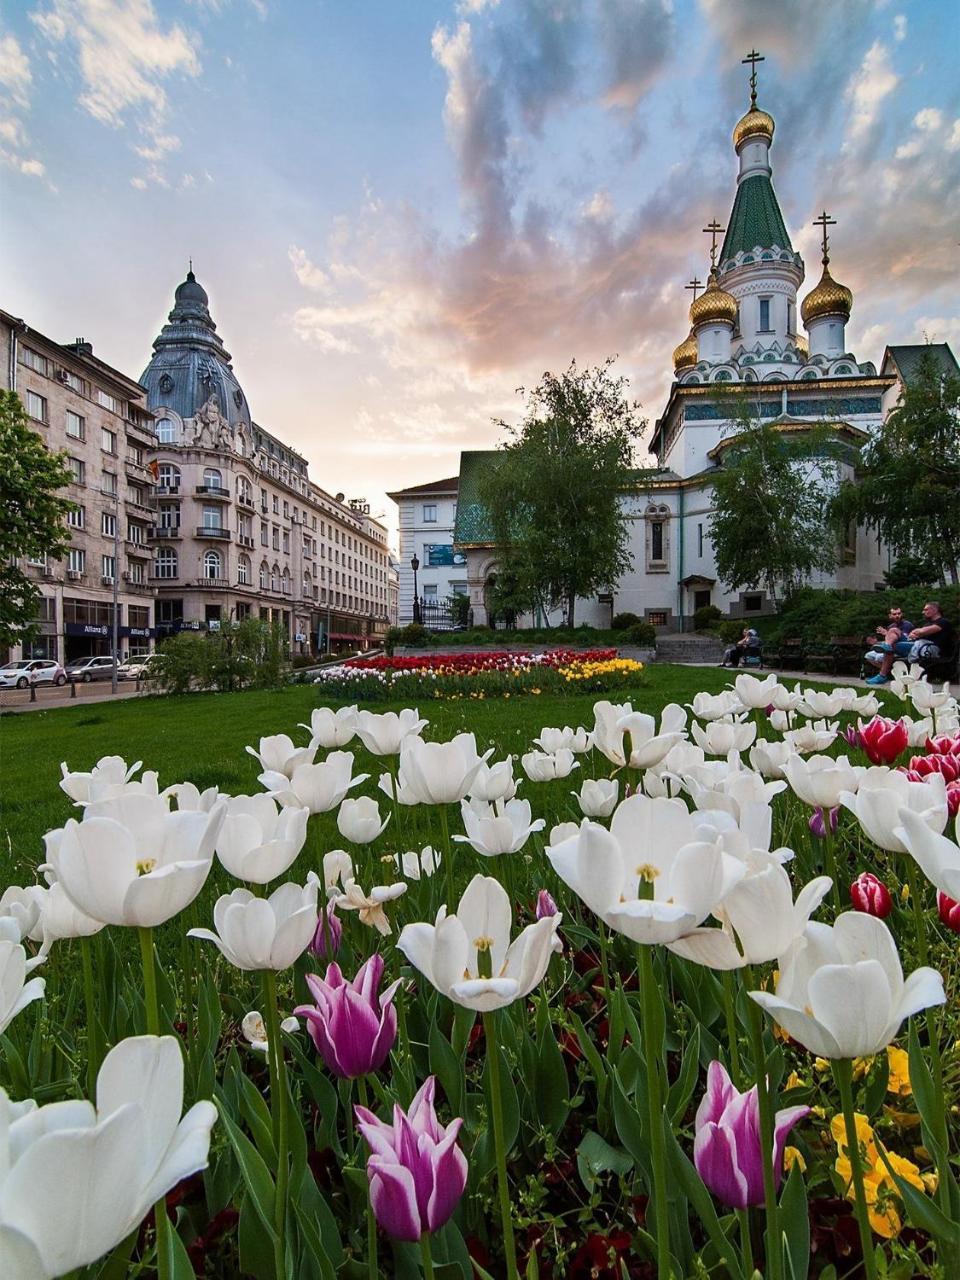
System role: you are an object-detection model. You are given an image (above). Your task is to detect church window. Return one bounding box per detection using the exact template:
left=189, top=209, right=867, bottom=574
left=787, top=300, right=796, bottom=335
left=714, top=370, right=732, bottom=382
left=758, top=298, right=771, bottom=331
left=744, top=371, right=757, bottom=382
left=697, top=524, right=704, bottom=557
left=156, top=417, right=177, bottom=444
left=761, top=252, right=773, bottom=261
left=732, top=306, right=741, bottom=337
left=742, top=255, right=754, bottom=264
left=801, top=370, right=818, bottom=380
left=835, top=364, right=852, bottom=375
left=652, top=523, right=663, bottom=559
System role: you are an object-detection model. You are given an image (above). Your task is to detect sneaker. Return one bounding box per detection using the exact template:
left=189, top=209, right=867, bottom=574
left=865, top=673, right=891, bottom=686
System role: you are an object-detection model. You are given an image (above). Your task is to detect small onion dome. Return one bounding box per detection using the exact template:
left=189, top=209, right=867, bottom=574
left=733, top=107, right=775, bottom=150
left=794, top=333, right=809, bottom=357
left=673, top=329, right=698, bottom=371
left=690, top=269, right=738, bottom=328
left=801, top=264, right=853, bottom=325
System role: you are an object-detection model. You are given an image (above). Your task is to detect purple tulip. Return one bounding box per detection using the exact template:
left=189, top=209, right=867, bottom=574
left=355, top=1075, right=467, bottom=1242
left=295, top=953, right=399, bottom=1079
left=808, top=805, right=839, bottom=839
left=309, top=903, right=343, bottom=959
left=694, top=1061, right=809, bottom=1209
left=842, top=724, right=863, bottom=750
left=535, top=889, right=559, bottom=920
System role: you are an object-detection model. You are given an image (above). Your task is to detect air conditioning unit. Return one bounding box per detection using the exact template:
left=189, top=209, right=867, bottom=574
left=42, top=567, right=54, bottom=578
left=121, top=571, right=131, bottom=581
left=67, top=570, right=82, bottom=580
left=101, top=576, right=115, bottom=586
left=56, top=369, right=69, bottom=383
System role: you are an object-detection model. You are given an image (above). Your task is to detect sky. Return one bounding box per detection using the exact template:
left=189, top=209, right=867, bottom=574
left=2, top=0, right=959, bottom=544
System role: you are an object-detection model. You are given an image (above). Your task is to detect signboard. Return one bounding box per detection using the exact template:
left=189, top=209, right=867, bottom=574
left=65, top=623, right=110, bottom=637
left=426, top=544, right=467, bottom=568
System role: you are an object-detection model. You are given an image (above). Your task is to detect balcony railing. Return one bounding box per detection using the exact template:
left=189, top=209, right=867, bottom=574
left=148, top=526, right=181, bottom=539
left=200, top=577, right=231, bottom=589
left=196, top=526, right=231, bottom=540
left=237, top=494, right=256, bottom=511
left=237, top=534, right=255, bottom=549
left=195, top=485, right=231, bottom=499
left=125, top=539, right=151, bottom=556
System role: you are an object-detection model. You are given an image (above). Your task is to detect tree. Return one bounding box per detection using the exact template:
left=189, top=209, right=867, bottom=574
left=479, top=359, right=644, bottom=627
left=708, top=404, right=841, bottom=605
left=0, top=390, right=74, bottom=649
left=833, top=349, right=960, bottom=585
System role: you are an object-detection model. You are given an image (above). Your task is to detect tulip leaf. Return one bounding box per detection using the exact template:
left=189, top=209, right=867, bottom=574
left=567, top=1009, right=608, bottom=1096
left=236, top=1068, right=278, bottom=1169
left=667, top=1025, right=701, bottom=1125
left=215, top=1089, right=280, bottom=1248
left=907, top=1023, right=947, bottom=1168
left=429, top=1018, right=466, bottom=1117
left=862, top=1050, right=889, bottom=1120
left=290, top=1166, right=341, bottom=1279
left=94, top=1228, right=138, bottom=1279
left=661, top=1117, right=746, bottom=1280
left=576, top=1129, right=633, bottom=1192
left=533, top=999, right=570, bottom=1138
left=158, top=1218, right=198, bottom=1280
left=611, top=1070, right=647, bottom=1168
left=471, top=1038, right=520, bottom=1180
left=779, top=1162, right=810, bottom=1280
left=238, top=1191, right=280, bottom=1279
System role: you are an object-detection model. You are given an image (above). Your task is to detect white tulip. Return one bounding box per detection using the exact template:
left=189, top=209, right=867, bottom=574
left=549, top=821, right=580, bottom=846
left=618, top=706, right=687, bottom=768
left=768, top=709, right=791, bottom=733
left=394, top=847, right=441, bottom=880
left=299, top=704, right=359, bottom=748
left=260, top=750, right=367, bottom=814
left=331, top=879, right=407, bottom=935
left=355, top=707, right=428, bottom=756
left=691, top=718, right=757, bottom=756
left=732, top=672, right=782, bottom=709
left=0, top=1035, right=216, bottom=1278
left=769, top=684, right=803, bottom=714
left=215, top=794, right=309, bottom=883
left=58, top=756, right=156, bottom=806
left=849, top=693, right=880, bottom=718
left=895, top=808, right=960, bottom=898
left=749, top=738, right=798, bottom=779
left=534, top=726, right=592, bottom=754
left=378, top=769, right=421, bottom=806
left=688, top=690, right=744, bottom=721
left=163, top=781, right=223, bottom=812
left=592, top=700, right=634, bottom=767
left=245, top=733, right=317, bottom=779
left=34, top=881, right=105, bottom=956
left=521, top=749, right=579, bottom=782
left=45, top=795, right=225, bottom=929
left=0, top=940, right=45, bottom=1034
left=783, top=720, right=839, bottom=754
left=242, top=1010, right=299, bottom=1054
left=910, top=681, right=956, bottom=716
left=798, top=689, right=853, bottom=719
left=189, top=877, right=319, bottom=971
left=838, top=769, right=948, bottom=853
left=337, top=796, right=390, bottom=845
left=0, top=887, right=42, bottom=941
left=888, top=661, right=923, bottom=698
left=454, top=798, right=545, bottom=856
left=322, top=849, right=354, bottom=891
left=784, top=754, right=864, bottom=811
left=468, top=757, right=519, bottom=803
left=750, top=912, right=945, bottom=1059
left=546, top=796, right=745, bottom=946
left=399, top=733, right=491, bottom=804
left=574, top=778, right=619, bottom=818
left=397, top=874, right=561, bottom=1011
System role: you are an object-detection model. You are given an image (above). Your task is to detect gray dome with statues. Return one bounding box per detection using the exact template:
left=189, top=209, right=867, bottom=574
left=140, top=268, right=252, bottom=430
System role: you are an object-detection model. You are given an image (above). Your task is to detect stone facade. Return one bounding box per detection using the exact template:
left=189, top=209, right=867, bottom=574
left=386, top=476, right=463, bottom=624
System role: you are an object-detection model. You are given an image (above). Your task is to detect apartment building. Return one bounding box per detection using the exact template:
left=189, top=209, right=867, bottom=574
left=385, top=476, right=462, bottom=623
left=1, top=310, right=158, bottom=664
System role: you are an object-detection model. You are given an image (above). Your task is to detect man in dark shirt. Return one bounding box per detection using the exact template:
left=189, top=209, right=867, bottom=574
left=864, top=605, right=915, bottom=671
left=867, top=601, right=955, bottom=684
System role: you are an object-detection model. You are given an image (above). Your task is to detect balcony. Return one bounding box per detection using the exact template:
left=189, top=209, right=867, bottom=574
left=237, top=534, right=255, bottom=549
left=199, top=577, right=231, bottom=590
left=152, top=484, right=180, bottom=496
left=195, top=485, right=231, bottom=499
left=196, top=526, right=231, bottom=540
left=148, top=526, right=181, bottom=539
left=126, top=539, right=151, bottom=557
left=237, top=494, right=256, bottom=512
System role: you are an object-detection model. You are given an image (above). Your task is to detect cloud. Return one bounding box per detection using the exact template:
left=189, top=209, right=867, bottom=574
left=893, top=14, right=907, bottom=42
left=0, top=33, right=45, bottom=178
left=0, top=33, right=32, bottom=107
left=288, top=245, right=331, bottom=292
left=597, top=0, right=673, bottom=110
left=844, top=41, right=898, bottom=147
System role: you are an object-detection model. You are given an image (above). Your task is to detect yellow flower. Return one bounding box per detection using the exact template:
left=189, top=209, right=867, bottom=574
left=901, top=883, right=910, bottom=904
left=783, top=1146, right=806, bottom=1174
left=784, top=1071, right=805, bottom=1091
left=814, top=1057, right=831, bottom=1074
left=852, top=1055, right=875, bottom=1081
left=830, top=1112, right=878, bottom=1164
left=886, top=1046, right=911, bottom=1097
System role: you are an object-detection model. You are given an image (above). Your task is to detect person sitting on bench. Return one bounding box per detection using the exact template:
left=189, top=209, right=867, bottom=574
left=864, top=605, right=914, bottom=671
left=867, top=601, right=954, bottom=685
left=721, top=627, right=760, bottom=668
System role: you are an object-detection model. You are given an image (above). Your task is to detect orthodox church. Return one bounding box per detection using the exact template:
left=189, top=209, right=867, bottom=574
left=436, top=55, right=956, bottom=632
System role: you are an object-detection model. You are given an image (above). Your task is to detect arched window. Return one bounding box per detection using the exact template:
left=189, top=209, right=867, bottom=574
left=154, top=548, right=177, bottom=579
left=238, top=554, right=250, bottom=585
left=835, top=364, right=852, bottom=375
left=156, top=417, right=177, bottom=444
left=158, top=462, right=180, bottom=489
left=714, top=370, right=732, bottom=382
left=259, top=562, right=268, bottom=590
left=271, top=566, right=279, bottom=592
left=203, top=550, right=221, bottom=579
left=743, top=370, right=757, bottom=383
left=645, top=504, right=670, bottom=570
left=801, top=370, right=818, bottom=380
left=237, top=476, right=252, bottom=503
left=203, top=467, right=222, bottom=488
left=282, top=569, right=291, bottom=595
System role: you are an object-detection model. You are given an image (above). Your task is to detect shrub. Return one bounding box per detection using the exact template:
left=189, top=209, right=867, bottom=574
left=718, top=620, right=746, bottom=645
left=290, top=654, right=315, bottom=669
left=763, top=585, right=960, bottom=654
left=622, top=622, right=656, bottom=647
left=398, top=621, right=428, bottom=647
left=150, top=618, right=288, bottom=694
left=693, top=604, right=723, bottom=632
left=611, top=612, right=642, bottom=630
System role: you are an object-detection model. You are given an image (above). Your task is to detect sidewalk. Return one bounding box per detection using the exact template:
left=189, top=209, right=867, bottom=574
left=0, top=683, right=149, bottom=714
left=668, top=660, right=960, bottom=699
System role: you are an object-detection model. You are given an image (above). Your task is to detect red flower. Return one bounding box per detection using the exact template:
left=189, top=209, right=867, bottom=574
left=927, top=734, right=960, bottom=758
left=859, top=716, right=909, bottom=766
left=947, top=781, right=960, bottom=818
left=849, top=872, right=893, bottom=918
left=937, top=891, right=960, bottom=933
left=907, top=753, right=960, bottom=784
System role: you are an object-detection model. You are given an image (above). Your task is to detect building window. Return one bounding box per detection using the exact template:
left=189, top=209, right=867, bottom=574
left=273, top=496, right=279, bottom=514
left=238, top=554, right=250, bottom=585
left=129, top=562, right=145, bottom=585
left=744, top=594, right=762, bottom=611
left=758, top=297, right=771, bottom=332
left=102, top=472, right=118, bottom=495
left=260, top=521, right=268, bottom=546
left=697, top=523, right=703, bottom=557
left=282, top=531, right=290, bottom=553
left=62, top=369, right=86, bottom=394
left=156, top=417, right=177, bottom=444
left=101, top=555, right=116, bottom=580
left=423, top=584, right=438, bottom=603
left=158, top=502, right=180, bottom=529
left=202, top=505, right=223, bottom=530
left=282, top=570, right=291, bottom=595
left=259, top=562, right=268, bottom=590
left=238, top=476, right=252, bottom=503
left=66, top=411, right=84, bottom=440
left=129, top=444, right=143, bottom=466
left=128, top=523, right=146, bottom=545
left=21, top=347, right=48, bottom=375
left=203, top=467, right=222, bottom=488
left=649, top=611, right=668, bottom=627
left=787, top=300, right=796, bottom=335
left=25, top=390, right=47, bottom=422
left=423, top=504, right=437, bottom=523
left=645, top=504, right=670, bottom=571
left=154, top=548, right=178, bottom=579
left=68, top=457, right=85, bottom=485
left=651, top=522, right=664, bottom=560
left=101, top=512, right=117, bottom=537
left=158, top=462, right=180, bottom=488
left=67, top=548, right=86, bottom=574
left=272, top=527, right=280, bottom=550
left=66, top=506, right=84, bottom=530
left=101, top=427, right=117, bottom=455
left=97, top=390, right=122, bottom=414
left=283, top=501, right=289, bottom=518
left=203, top=550, right=222, bottom=579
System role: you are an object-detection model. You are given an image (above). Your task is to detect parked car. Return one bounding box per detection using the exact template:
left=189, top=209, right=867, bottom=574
left=64, top=655, right=118, bottom=683
left=118, top=653, right=157, bottom=681
left=0, top=659, right=67, bottom=689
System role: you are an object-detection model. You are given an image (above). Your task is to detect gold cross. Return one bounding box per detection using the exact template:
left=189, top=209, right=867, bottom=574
left=812, top=209, right=836, bottom=264
left=742, top=49, right=764, bottom=107
left=685, top=276, right=703, bottom=303
left=702, top=221, right=725, bottom=268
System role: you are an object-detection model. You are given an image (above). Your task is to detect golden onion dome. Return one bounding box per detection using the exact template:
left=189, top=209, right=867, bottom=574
left=733, top=107, right=775, bottom=150
left=794, top=333, right=809, bottom=357
left=801, top=264, right=853, bottom=325
left=690, top=269, right=738, bottom=328
left=673, top=329, right=698, bottom=370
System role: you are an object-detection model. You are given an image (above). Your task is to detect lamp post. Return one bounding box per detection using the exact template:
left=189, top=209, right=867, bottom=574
left=410, top=554, right=421, bottom=623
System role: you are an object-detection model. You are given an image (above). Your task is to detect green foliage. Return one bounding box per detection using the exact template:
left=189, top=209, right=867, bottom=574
left=762, top=584, right=960, bottom=652
left=0, top=390, right=75, bottom=648
left=718, top=619, right=747, bottom=645
left=883, top=554, right=941, bottom=590
left=479, top=358, right=645, bottom=626
left=150, top=617, right=288, bottom=693
left=833, top=349, right=960, bottom=585
left=692, top=604, right=723, bottom=632
left=446, top=592, right=471, bottom=628
left=622, top=621, right=656, bottom=646
left=709, top=403, right=842, bottom=604
left=611, top=612, right=642, bottom=630
left=398, top=621, right=427, bottom=646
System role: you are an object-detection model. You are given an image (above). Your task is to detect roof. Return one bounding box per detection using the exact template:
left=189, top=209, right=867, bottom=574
left=882, top=344, right=959, bottom=386
left=453, top=450, right=500, bottom=545
left=386, top=475, right=459, bottom=500
left=706, top=419, right=869, bottom=461
left=719, top=173, right=792, bottom=264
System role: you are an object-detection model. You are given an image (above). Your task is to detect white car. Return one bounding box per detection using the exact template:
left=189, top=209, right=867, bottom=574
left=118, top=653, right=157, bottom=681
left=0, top=659, right=67, bottom=689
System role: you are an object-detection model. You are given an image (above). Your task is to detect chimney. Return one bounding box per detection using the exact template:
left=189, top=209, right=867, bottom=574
left=66, top=338, right=94, bottom=356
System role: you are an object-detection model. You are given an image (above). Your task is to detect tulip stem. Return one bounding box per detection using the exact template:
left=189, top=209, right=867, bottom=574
left=439, top=804, right=455, bottom=911
left=744, top=972, right=782, bottom=1280
left=637, top=944, right=672, bottom=1280
left=357, top=1076, right=378, bottom=1280
left=482, top=1011, right=519, bottom=1280
left=819, top=813, right=842, bottom=912
left=833, top=1058, right=878, bottom=1280
left=387, top=757, right=403, bottom=840
left=420, top=1231, right=435, bottom=1279
left=80, top=935, right=101, bottom=1098
left=597, top=920, right=614, bottom=1046
left=262, top=970, right=290, bottom=1280
left=735, top=1209, right=753, bottom=1275
left=720, top=970, right=742, bottom=1087
left=139, top=927, right=172, bottom=1280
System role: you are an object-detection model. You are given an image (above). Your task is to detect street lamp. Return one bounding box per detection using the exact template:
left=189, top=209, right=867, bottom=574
left=410, top=554, right=421, bottom=623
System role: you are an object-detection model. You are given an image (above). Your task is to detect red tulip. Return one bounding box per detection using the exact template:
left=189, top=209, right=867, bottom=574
left=927, top=734, right=960, bottom=758
left=908, top=753, right=960, bottom=784
left=859, top=716, right=909, bottom=766
left=947, top=782, right=960, bottom=818
left=850, top=872, right=893, bottom=918
left=937, top=891, right=960, bottom=933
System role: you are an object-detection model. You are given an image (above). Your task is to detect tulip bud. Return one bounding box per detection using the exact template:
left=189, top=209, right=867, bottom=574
left=808, top=806, right=839, bottom=839
left=937, top=891, right=960, bottom=933
left=310, top=903, right=342, bottom=958
left=859, top=716, right=909, bottom=766
left=947, top=781, right=960, bottom=818
left=850, top=872, right=893, bottom=919
left=535, top=889, right=559, bottom=920
left=841, top=725, right=862, bottom=750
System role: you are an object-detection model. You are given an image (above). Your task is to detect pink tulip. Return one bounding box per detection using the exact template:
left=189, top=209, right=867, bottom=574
left=808, top=806, right=839, bottom=839
left=355, top=1075, right=467, bottom=1242
left=860, top=716, right=908, bottom=766
left=309, top=903, right=343, bottom=959
left=295, top=954, right=399, bottom=1078
left=937, top=891, right=960, bottom=933
left=535, top=889, right=559, bottom=920
left=849, top=872, right=893, bottom=919
left=927, top=734, right=960, bottom=758
left=694, top=1062, right=809, bottom=1209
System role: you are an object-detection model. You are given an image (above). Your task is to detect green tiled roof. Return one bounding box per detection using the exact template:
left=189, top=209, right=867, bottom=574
left=720, top=173, right=792, bottom=264
left=885, top=343, right=959, bottom=386
left=453, top=450, right=501, bottom=545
